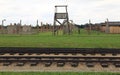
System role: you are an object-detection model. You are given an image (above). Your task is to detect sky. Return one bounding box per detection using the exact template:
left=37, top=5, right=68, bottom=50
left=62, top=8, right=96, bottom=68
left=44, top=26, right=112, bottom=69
left=0, top=0, right=120, bottom=26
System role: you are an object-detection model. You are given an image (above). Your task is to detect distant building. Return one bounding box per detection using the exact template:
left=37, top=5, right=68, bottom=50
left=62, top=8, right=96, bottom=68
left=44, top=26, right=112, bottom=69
left=22, top=25, right=32, bottom=33
left=94, top=22, right=120, bottom=34
left=39, top=23, right=53, bottom=32
left=7, top=23, right=21, bottom=34
left=22, top=25, right=39, bottom=34
left=0, top=23, right=39, bottom=34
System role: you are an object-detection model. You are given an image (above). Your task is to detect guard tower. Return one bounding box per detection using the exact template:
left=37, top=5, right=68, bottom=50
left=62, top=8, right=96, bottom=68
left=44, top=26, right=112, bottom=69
left=53, top=5, right=70, bottom=35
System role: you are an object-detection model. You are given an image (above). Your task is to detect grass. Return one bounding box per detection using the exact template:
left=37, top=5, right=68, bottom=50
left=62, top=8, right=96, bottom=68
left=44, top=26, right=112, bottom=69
left=0, top=72, right=119, bottom=75
left=0, top=30, right=120, bottom=48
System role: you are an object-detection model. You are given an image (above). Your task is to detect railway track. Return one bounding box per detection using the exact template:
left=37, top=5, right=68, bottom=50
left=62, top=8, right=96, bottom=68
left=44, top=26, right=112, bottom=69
left=0, top=47, right=120, bottom=55
left=0, top=56, right=120, bottom=62
left=0, top=47, right=120, bottom=72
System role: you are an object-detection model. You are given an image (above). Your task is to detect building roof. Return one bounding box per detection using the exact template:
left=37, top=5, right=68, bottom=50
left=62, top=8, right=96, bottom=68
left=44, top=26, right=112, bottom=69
left=108, top=22, right=120, bottom=25
left=100, top=21, right=120, bottom=26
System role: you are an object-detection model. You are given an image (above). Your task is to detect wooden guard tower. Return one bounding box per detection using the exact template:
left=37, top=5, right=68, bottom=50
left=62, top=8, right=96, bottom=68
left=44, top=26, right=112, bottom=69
left=53, top=5, right=70, bottom=35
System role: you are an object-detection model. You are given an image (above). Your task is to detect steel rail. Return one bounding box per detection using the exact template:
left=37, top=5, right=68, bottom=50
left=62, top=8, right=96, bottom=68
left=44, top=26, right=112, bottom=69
left=0, top=47, right=120, bottom=54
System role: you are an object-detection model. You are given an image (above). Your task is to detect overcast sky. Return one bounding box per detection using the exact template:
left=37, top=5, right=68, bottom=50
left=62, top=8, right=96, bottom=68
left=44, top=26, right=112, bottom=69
left=0, top=0, right=120, bottom=26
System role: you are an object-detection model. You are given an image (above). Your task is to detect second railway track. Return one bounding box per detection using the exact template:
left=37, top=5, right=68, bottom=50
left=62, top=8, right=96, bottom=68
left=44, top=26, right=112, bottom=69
left=0, top=47, right=120, bottom=55
left=0, top=47, right=120, bottom=72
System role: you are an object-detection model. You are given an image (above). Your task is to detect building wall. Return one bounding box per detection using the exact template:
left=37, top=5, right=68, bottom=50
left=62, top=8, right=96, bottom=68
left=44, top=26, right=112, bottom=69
left=109, top=26, right=120, bottom=34
left=22, top=26, right=31, bottom=32
left=0, top=24, right=39, bottom=34
left=7, top=25, right=21, bottom=34
left=99, top=26, right=120, bottom=34
left=100, top=26, right=106, bottom=32
left=7, top=25, right=17, bottom=34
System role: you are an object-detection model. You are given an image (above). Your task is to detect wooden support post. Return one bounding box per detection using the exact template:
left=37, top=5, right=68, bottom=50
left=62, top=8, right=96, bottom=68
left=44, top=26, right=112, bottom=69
left=41, top=22, right=43, bottom=32
left=87, top=19, right=92, bottom=35
left=20, top=20, right=22, bottom=25
left=36, top=20, right=39, bottom=33
left=106, top=18, right=110, bottom=33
